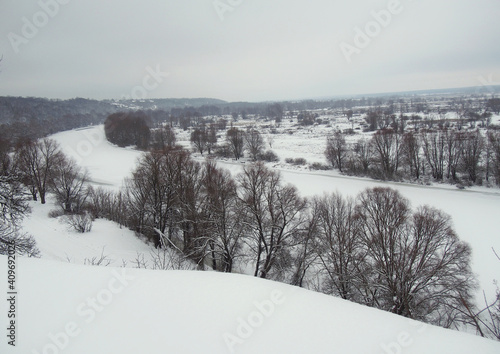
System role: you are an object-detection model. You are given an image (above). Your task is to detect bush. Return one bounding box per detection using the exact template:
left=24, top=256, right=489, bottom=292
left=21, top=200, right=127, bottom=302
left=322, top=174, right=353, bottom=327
left=64, top=211, right=94, bottom=233
left=258, top=150, right=280, bottom=162
left=213, top=144, right=231, bottom=158
left=309, top=162, right=330, bottom=171
left=48, top=209, right=65, bottom=218
left=285, top=157, right=307, bottom=165
left=0, top=228, right=40, bottom=257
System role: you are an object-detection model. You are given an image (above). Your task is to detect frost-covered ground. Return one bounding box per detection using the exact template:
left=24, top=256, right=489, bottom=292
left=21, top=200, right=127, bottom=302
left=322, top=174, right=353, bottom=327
left=1, top=256, right=499, bottom=354
left=5, top=124, right=500, bottom=353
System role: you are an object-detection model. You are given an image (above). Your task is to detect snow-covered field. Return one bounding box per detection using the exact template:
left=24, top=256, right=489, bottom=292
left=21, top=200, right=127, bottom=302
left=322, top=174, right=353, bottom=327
left=1, top=256, right=499, bottom=354
left=3, top=124, right=499, bottom=353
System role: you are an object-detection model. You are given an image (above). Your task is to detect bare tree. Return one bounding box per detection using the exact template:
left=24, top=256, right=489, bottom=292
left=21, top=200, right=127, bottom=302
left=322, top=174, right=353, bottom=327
left=365, top=110, right=381, bottom=131
left=422, top=130, right=446, bottom=181
left=198, top=160, right=245, bottom=272
left=461, top=130, right=484, bottom=183
left=401, top=132, right=423, bottom=180
left=125, top=149, right=182, bottom=247
left=245, top=128, right=264, bottom=161
left=463, top=249, right=500, bottom=340
left=353, top=138, right=373, bottom=174
left=487, top=131, right=500, bottom=186
left=487, top=98, right=500, bottom=114
left=371, top=129, right=401, bottom=179
left=266, top=103, right=284, bottom=124
left=226, top=127, right=245, bottom=160
left=15, top=138, right=64, bottom=204
left=170, top=150, right=204, bottom=264
left=313, top=193, right=362, bottom=300
left=87, top=186, right=115, bottom=219
left=205, top=124, right=218, bottom=155
left=190, top=128, right=207, bottom=155
left=267, top=135, right=275, bottom=149
left=0, top=175, right=39, bottom=256
left=445, top=130, right=463, bottom=181
left=325, top=131, right=347, bottom=172
left=50, top=157, right=89, bottom=213
left=355, top=187, right=476, bottom=326
left=64, top=211, right=94, bottom=233
left=289, top=213, right=319, bottom=288
left=0, top=136, right=11, bottom=176
left=151, top=124, right=176, bottom=150
left=237, top=162, right=307, bottom=279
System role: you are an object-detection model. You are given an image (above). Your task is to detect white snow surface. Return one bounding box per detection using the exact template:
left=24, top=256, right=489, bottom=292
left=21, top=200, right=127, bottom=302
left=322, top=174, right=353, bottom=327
left=1, top=256, right=499, bottom=354
left=21, top=195, right=154, bottom=266
left=53, top=126, right=142, bottom=190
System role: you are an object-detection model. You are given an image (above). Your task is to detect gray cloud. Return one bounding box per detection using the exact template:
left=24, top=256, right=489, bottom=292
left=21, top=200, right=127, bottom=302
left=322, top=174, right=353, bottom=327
left=0, top=0, right=499, bottom=101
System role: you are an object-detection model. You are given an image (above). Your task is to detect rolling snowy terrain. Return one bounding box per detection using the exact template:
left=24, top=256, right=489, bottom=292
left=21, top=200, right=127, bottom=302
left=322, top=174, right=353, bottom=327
left=1, top=256, right=500, bottom=354
left=3, top=124, right=499, bottom=353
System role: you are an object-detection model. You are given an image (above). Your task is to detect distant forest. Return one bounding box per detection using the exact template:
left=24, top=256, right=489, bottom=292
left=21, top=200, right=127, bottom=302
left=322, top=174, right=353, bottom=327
left=0, top=95, right=349, bottom=143
left=1, top=88, right=499, bottom=145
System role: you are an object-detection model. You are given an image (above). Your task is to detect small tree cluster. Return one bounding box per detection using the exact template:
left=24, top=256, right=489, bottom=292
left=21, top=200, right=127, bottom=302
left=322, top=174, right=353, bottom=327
left=150, top=124, right=176, bottom=150
left=226, top=127, right=245, bottom=160
left=93, top=149, right=245, bottom=271
left=13, top=138, right=92, bottom=232
left=313, top=188, right=476, bottom=327
left=104, top=111, right=151, bottom=149
left=190, top=125, right=217, bottom=155
left=14, top=138, right=90, bottom=211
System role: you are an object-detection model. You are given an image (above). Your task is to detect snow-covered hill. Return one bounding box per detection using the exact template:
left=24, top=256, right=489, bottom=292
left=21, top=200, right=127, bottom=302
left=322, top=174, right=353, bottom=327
left=1, top=256, right=499, bottom=354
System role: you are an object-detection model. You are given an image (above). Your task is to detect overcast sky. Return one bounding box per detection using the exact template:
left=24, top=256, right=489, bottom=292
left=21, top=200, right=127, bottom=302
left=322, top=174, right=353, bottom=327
left=0, top=0, right=499, bottom=102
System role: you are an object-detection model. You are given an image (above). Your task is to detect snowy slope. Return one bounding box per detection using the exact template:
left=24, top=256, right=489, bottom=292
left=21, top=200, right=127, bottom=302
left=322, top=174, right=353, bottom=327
left=21, top=195, right=155, bottom=266
left=1, top=256, right=499, bottom=354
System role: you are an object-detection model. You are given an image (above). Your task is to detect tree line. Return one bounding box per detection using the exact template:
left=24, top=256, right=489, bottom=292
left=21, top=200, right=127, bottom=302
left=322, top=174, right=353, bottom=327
left=103, top=110, right=279, bottom=163
left=326, top=128, right=500, bottom=186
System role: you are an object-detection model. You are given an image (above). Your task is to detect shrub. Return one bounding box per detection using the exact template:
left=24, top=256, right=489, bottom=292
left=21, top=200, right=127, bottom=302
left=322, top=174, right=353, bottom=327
left=309, top=162, right=330, bottom=171
left=48, top=209, right=65, bottom=218
left=213, top=144, right=231, bottom=158
left=64, top=211, right=94, bottom=233
left=258, top=150, right=280, bottom=162
left=285, top=157, right=307, bottom=165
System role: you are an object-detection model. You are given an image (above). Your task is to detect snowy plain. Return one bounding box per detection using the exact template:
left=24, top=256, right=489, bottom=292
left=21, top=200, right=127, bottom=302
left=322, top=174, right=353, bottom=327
left=2, top=124, right=499, bottom=353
